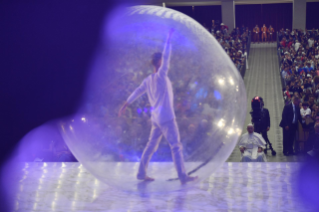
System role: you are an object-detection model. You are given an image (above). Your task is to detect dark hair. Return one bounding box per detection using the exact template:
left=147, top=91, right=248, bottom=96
left=151, top=52, right=162, bottom=67
left=293, top=96, right=300, bottom=102
left=302, top=102, right=309, bottom=107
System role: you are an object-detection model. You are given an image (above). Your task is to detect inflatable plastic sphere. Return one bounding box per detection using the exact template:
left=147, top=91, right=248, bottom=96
left=60, top=5, right=247, bottom=193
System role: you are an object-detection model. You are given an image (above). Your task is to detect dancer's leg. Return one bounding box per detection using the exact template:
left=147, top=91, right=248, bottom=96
left=161, top=119, right=197, bottom=183
left=137, top=122, right=163, bottom=180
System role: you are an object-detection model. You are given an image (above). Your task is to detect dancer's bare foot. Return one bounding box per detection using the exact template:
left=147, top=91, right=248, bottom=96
left=137, top=176, right=155, bottom=181
left=181, top=176, right=198, bottom=184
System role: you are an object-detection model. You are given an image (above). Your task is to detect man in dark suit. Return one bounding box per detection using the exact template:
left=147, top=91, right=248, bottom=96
left=259, top=97, right=276, bottom=155
left=261, top=105, right=271, bottom=146
left=279, top=96, right=302, bottom=156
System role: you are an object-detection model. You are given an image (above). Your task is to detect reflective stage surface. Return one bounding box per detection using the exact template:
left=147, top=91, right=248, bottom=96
left=9, top=162, right=315, bottom=212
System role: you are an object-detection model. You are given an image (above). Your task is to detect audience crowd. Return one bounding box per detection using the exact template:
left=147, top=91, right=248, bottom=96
left=278, top=28, right=319, bottom=154
left=211, top=21, right=250, bottom=74
left=36, top=24, right=319, bottom=162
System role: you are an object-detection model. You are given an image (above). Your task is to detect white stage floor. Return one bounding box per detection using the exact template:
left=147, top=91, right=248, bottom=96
left=8, top=162, right=315, bottom=212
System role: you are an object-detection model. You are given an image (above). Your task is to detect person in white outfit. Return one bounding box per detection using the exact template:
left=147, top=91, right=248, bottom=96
left=119, top=29, right=197, bottom=184
left=238, top=124, right=267, bottom=162
left=295, top=40, right=301, bottom=52
left=300, top=102, right=311, bottom=122
left=308, top=37, right=314, bottom=49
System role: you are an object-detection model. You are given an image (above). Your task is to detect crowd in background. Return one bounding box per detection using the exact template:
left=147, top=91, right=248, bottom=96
left=210, top=20, right=249, bottom=74
left=278, top=28, right=319, bottom=154
left=35, top=24, right=319, bottom=161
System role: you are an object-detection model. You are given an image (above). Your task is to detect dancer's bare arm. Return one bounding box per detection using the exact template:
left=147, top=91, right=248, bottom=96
left=158, top=29, right=174, bottom=77
left=119, top=80, right=146, bottom=117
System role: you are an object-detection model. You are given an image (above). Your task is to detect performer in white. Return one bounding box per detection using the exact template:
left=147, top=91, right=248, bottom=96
left=238, top=124, right=267, bottom=162
left=119, top=29, right=197, bottom=184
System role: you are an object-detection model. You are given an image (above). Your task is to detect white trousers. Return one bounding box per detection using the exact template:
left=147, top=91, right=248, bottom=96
left=137, top=119, right=187, bottom=180
left=241, top=150, right=267, bottom=162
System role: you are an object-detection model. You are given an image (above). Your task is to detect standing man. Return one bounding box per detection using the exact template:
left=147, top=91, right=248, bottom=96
left=259, top=97, right=275, bottom=154
left=279, top=96, right=302, bottom=156
left=253, top=25, right=260, bottom=43
left=211, top=20, right=216, bottom=34
left=119, top=29, right=197, bottom=184
left=268, top=25, right=275, bottom=43
left=220, top=23, right=228, bottom=36
left=261, top=24, right=267, bottom=42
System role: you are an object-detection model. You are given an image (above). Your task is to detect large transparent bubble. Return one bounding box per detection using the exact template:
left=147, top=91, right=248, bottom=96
left=60, top=5, right=247, bottom=192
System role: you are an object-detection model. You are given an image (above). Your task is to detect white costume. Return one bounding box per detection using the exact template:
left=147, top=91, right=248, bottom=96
left=238, top=132, right=267, bottom=162
left=300, top=107, right=311, bottom=118
left=126, top=34, right=187, bottom=180
left=308, top=38, right=314, bottom=48
left=295, top=42, right=300, bottom=52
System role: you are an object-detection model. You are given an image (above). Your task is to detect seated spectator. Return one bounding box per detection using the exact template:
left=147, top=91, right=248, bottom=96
left=284, top=85, right=292, bottom=104
left=211, top=20, right=216, bottom=34
left=278, top=28, right=284, bottom=41
left=238, top=124, right=267, bottom=162
left=311, top=104, right=319, bottom=122
left=297, top=63, right=305, bottom=76
left=304, top=77, right=313, bottom=92
left=296, top=102, right=311, bottom=153
left=285, top=29, right=290, bottom=39
left=280, top=37, right=286, bottom=47
left=282, top=66, right=292, bottom=85
left=313, top=83, right=319, bottom=104
left=287, top=38, right=293, bottom=48
left=220, top=23, right=228, bottom=36
left=295, top=40, right=301, bottom=52
left=303, top=87, right=309, bottom=98
left=309, top=95, right=315, bottom=110
left=304, top=62, right=314, bottom=73
left=291, top=81, right=300, bottom=95
left=295, top=56, right=302, bottom=66
left=301, top=102, right=311, bottom=123
left=308, top=37, right=315, bottom=50
left=236, top=60, right=242, bottom=71
left=295, top=81, right=304, bottom=97
left=285, top=54, right=293, bottom=66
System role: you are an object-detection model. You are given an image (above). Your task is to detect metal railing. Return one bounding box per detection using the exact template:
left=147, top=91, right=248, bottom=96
left=240, top=32, right=251, bottom=78
left=247, top=31, right=251, bottom=58
left=276, top=32, right=286, bottom=93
